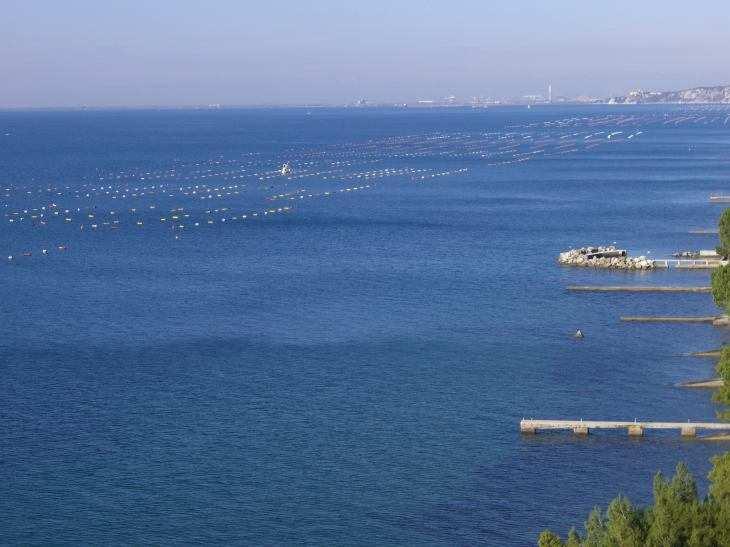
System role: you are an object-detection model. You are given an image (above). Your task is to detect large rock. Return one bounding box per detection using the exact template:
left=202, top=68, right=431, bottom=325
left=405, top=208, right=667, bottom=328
left=557, top=245, right=654, bottom=270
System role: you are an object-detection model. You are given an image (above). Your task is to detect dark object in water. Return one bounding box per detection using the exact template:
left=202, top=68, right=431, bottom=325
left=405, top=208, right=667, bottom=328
left=574, top=329, right=584, bottom=339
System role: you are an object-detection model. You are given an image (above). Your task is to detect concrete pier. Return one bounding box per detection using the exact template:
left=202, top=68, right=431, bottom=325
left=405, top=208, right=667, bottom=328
left=628, top=425, right=644, bottom=436
left=621, top=316, right=718, bottom=323
left=651, top=259, right=723, bottom=269
left=520, top=419, right=730, bottom=437
left=568, top=285, right=711, bottom=293
left=681, top=378, right=724, bottom=389
left=691, top=350, right=722, bottom=358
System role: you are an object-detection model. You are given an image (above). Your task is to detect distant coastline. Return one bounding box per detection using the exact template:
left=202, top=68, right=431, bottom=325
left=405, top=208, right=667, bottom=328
left=608, top=85, right=730, bottom=105
left=3, top=84, right=730, bottom=111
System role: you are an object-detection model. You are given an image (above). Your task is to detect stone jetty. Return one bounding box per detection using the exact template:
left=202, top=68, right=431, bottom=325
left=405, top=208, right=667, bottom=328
left=558, top=246, right=654, bottom=270
left=520, top=419, right=730, bottom=437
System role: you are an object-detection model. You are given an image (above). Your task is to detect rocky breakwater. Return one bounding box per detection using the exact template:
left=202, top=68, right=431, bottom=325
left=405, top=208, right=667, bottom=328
left=558, top=246, right=654, bottom=270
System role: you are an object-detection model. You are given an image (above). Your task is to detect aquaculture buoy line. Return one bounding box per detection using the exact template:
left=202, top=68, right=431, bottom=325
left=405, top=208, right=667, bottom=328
left=4, top=108, right=728, bottom=263
left=4, top=106, right=729, bottom=198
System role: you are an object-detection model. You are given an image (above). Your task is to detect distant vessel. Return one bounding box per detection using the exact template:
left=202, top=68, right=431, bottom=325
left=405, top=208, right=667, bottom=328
left=280, top=162, right=292, bottom=176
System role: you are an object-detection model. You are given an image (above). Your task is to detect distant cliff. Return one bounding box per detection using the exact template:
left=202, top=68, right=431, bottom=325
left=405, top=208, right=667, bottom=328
left=609, top=85, right=730, bottom=104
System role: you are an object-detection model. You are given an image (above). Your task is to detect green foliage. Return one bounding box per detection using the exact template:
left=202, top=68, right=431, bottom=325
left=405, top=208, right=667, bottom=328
left=709, top=452, right=730, bottom=503
left=710, top=264, right=730, bottom=310
left=565, top=528, right=581, bottom=547
left=713, top=347, right=730, bottom=406
left=583, top=507, right=606, bottom=547
left=646, top=463, right=698, bottom=546
left=713, top=389, right=730, bottom=406
left=605, top=496, right=646, bottom=546
left=687, top=501, right=719, bottom=547
left=713, top=501, right=730, bottom=546
left=538, top=459, right=730, bottom=546
left=716, top=347, right=730, bottom=381
left=718, top=208, right=730, bottom=258
left=538, top=530, right=564, bottom=547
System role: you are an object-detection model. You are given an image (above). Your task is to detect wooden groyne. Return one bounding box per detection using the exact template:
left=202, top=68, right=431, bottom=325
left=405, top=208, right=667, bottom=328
left=621, top=316, right=718, bottom=323
left=520, top=419, right=730, bottom=437
left=568, top=285, right=710, bottom=293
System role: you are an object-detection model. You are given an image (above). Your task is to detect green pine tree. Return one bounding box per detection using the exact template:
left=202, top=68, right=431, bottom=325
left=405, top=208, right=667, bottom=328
left=583, top=507, right=607, bottom=547
left=646, top=463, right=698, bottom=546
left=604, top=496, right=646, bottom=546
left=709, top=452, right=730, bottom=503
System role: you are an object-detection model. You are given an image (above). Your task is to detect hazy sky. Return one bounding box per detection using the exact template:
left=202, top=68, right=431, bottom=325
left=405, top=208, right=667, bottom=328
left=2, top=1, right=729, bottom=107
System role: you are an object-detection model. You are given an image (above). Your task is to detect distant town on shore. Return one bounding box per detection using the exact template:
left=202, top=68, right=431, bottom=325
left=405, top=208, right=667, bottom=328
left=344, top=84, right=730, bottom=108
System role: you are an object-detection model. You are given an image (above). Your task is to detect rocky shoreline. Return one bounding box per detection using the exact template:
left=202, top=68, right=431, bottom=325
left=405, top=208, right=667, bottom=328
left=558, top=245, right=654, bottom=270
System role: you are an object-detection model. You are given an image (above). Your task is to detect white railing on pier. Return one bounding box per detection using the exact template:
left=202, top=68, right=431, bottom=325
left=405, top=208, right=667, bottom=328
left=652, top=259, right=723, bottom=269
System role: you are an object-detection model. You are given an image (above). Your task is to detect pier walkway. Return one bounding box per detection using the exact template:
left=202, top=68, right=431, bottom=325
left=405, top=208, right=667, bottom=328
left=568, top=285, right=710, bottom=293
left=651, top=259, right=723, bottom=269
left=620, top=315, right=718, bottom=323
left=520, top=419, right=730, bottom=437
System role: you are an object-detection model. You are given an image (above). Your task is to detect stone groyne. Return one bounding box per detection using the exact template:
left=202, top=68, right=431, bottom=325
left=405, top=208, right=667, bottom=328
left=558, top=246, right=654, bottom=270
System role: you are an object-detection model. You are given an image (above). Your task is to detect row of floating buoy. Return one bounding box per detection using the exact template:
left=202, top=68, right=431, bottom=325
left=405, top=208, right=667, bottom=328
left=2, top=206, right=299, bottom=261
left=274, top=185, right=374, bottom=203
left=415, top=168, right=469, bottom=181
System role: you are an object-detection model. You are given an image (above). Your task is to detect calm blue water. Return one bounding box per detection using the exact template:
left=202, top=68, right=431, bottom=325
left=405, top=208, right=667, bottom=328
left=2, top=106, right=730, bottom=545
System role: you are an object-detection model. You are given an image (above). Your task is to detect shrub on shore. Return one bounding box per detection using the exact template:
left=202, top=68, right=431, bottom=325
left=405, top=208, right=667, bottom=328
left=538, top=459, right=730, bottom=546
left=718, top=209, right=730, bottom=258
left=711, top=264, right=730, bottom=310
left=714, top=347, right=730, bottom=412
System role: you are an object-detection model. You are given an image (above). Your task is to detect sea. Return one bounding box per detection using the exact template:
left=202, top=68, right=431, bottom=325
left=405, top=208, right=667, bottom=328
left=1, top=105, right=730, bottom=545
